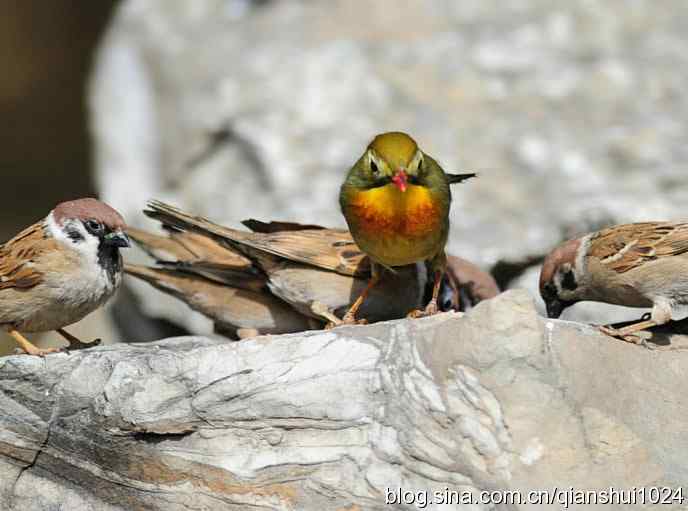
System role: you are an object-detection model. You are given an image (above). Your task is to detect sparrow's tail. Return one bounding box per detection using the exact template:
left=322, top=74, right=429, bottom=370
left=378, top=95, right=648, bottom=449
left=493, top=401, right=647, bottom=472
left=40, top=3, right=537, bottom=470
left=124, top=263, right=255, bottom=308
left=124, top=263, right=198, bottom=298
left=143, top=200, right=252, bottom=247
left=126, top=226, right=197, bottom=263
left=124, top=263, right=311, bottom=335
left=446, top=172, right=477, bottom=184
left=126, top=224, right=266, bottom=291
left=144, top=200, right=368, bottom=277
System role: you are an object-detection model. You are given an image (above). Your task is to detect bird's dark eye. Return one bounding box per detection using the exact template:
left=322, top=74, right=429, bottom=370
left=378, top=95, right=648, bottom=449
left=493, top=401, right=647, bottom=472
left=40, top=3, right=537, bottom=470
left=85, top=219, right=103, bottom=233
left=370, top=160, right=379, bottom=177
left=561, top=269, right=577, bottom=290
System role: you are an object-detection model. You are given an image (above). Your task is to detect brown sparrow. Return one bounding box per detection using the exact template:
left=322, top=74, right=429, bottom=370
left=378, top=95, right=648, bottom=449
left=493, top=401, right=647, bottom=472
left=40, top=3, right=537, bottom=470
left=125, top=226, right=316, bottom=339
left=127, top=201, right=496, bottom=337
left=539, top=221, right=688, bottom=344
left=0, top=198, right=130, bottom=355
left=124, top=263, right=311, bottom=339
left=441, top=255, right=500, bottom=312
left=139, top=201, right=426, bottom=324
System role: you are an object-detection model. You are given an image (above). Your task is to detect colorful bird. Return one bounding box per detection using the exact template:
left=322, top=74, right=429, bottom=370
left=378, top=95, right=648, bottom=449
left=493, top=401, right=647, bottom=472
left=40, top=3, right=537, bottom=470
left=338, top=131, right=475, bottom=324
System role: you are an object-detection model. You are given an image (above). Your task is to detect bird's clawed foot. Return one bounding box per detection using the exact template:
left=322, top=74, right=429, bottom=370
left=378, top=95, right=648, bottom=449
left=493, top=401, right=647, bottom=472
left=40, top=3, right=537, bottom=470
left=68, top=337, right=102, bottom=350
left=15, top=345, right=65, bottom=357
left=598, top=325, right=653, bottom=348
left=56, top=329, right=102, bottom=351
left=407, top=300, right=439, bottom=319
left=312, top=301, right=368, bottom=330
left=8, top=329, right=65, bottom=357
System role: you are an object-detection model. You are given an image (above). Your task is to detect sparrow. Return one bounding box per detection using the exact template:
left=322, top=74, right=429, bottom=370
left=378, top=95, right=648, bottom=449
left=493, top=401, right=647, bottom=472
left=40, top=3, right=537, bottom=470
left=133, top=202, right=427, bottom=326
left=0, top=198, right=130, bottom=355
left=124, top=263, right=311, bottom=339
left=440, top=254, right=501, bottom=312
left=539, top=221, right=688, bottom=344
left=125, top=201, right=499, bottom=339
left=338, top=131, right=475, bottom=324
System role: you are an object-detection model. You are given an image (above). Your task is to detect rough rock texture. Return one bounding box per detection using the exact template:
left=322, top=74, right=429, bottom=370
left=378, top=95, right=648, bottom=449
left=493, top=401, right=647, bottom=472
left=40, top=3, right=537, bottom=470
left=1, top=290, right=687, bottom=510
left=89, top=0, right=688, bottom=330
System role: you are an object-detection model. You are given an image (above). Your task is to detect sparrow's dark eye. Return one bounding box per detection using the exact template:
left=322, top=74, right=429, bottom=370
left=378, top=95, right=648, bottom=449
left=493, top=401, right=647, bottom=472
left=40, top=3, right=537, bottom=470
left=85, top=219, right=103, bottom=234
left=561, top=269, right=577, bottom=291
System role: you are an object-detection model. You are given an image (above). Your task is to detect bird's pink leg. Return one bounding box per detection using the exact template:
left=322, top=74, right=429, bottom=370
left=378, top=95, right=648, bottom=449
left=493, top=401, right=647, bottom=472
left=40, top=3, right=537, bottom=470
left=7, top=329, right=61, bottom=356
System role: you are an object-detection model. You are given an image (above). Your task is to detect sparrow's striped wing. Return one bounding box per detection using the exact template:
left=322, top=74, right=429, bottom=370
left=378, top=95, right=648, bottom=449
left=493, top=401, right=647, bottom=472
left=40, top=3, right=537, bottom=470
left=143, top=201, right=370, bottom=277
left=589, top=222, right=688, bottom=274
left=0, top=223, right=51, bottom=290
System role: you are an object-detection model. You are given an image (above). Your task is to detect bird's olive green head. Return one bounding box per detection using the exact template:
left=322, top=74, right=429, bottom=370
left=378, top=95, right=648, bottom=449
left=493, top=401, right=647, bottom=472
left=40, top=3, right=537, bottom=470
left=346, top=132, right=426, bottom=192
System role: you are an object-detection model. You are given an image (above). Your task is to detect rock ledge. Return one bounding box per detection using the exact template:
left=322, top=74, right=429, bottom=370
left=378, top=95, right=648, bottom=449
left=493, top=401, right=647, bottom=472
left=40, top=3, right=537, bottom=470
left=1, top=290, right=686, bottom=510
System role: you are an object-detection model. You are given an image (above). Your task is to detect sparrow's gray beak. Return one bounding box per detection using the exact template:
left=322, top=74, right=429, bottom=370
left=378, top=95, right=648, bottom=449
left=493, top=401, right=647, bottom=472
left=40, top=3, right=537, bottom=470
left=545, top=298, right=565, bottom=319
left=104, top=231, right=131, bottom=248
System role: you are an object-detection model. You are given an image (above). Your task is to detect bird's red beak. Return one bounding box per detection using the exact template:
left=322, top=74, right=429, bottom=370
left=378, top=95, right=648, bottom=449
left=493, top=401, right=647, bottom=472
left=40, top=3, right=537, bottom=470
left=392, top=169, right=408, bottom=192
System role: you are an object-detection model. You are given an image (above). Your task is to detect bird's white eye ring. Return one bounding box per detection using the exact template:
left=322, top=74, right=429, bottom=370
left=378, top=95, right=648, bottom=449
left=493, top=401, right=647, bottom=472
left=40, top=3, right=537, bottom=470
left=85, top=219, right=103, bottom=233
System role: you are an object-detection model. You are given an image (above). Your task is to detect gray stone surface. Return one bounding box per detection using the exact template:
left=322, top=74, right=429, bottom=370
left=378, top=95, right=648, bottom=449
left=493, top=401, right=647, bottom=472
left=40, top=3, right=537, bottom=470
left=89, top=0, right=688, bottom=330
left=1, top=290, right=687, bottom=510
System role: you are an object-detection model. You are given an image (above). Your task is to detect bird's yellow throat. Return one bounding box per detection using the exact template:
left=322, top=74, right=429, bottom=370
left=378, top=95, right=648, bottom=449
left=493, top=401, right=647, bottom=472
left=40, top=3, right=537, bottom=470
left=347, top=183, right=442, bottom=239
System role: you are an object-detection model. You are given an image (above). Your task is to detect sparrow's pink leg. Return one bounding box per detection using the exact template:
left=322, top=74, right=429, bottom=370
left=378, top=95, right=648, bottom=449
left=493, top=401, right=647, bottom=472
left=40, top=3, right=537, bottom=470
left=7, top=330, right=61, bottom=357
left=599, top=319, right=658, bottom=345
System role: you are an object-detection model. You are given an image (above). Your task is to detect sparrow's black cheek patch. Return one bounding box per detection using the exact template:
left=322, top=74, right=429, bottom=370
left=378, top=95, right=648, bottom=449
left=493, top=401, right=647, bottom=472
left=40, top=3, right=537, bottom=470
left=66, top=229, right=85, bottom=243
left=97, top=245, right=122, bottom=284
left=562, top=269, right=578, bottom=290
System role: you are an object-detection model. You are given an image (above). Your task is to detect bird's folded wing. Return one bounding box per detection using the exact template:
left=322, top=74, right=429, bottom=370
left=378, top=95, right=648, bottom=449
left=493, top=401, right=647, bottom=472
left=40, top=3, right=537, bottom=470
left=0, top=223, right=50, bottom=290
left=589, top=222, right=688, bottom=274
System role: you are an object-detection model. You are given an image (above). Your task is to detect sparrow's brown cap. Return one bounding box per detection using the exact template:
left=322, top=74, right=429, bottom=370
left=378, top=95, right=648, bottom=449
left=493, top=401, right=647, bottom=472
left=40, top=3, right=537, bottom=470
left=53, top=198, right=126, bottom=230
left=539, top=238, right=581, bottom=292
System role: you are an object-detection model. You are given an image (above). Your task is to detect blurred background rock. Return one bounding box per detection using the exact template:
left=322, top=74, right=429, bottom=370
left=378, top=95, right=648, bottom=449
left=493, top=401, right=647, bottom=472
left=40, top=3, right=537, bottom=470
left=4, top=0, right=688, bottom=353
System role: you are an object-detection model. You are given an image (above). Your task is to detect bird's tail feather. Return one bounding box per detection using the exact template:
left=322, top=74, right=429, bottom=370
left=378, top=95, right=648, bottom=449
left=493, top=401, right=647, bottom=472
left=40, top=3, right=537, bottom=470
left=446, top=172, right=477, bottom=184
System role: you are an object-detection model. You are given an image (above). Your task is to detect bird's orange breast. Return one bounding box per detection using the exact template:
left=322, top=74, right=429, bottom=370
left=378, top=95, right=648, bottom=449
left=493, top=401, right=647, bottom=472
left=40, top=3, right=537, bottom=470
left=346, top=184, right=443, bottom=239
